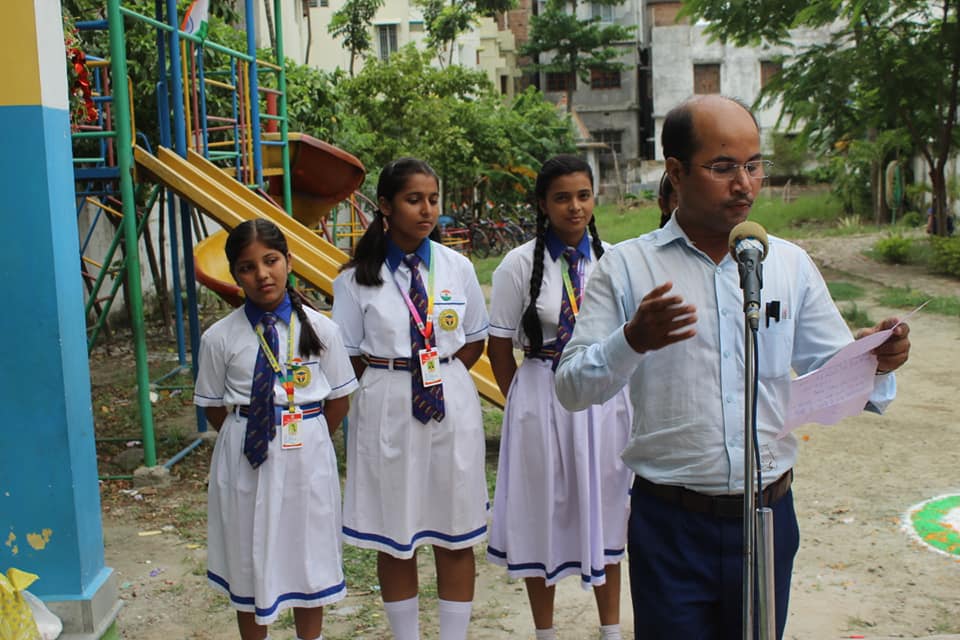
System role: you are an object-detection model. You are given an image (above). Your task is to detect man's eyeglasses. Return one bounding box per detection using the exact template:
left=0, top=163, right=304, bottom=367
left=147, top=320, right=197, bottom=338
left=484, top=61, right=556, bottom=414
left=696, top=160, right=773, bottom=182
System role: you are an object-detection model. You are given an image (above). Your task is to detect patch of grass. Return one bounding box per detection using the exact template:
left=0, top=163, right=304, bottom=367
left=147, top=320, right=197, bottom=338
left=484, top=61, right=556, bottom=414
left=341, top=543, right=379, bottom=593
left=840, top=303, right=875, bottom=329
left=844, top=615, right=876, bottom=630
left=274, top=609, right=296, bottom=630
left=481, top=402, right=503, bottom=440
left=827, top=281, right=866, bottom=302
left=930, top=608, right=960, bottom=634
left=877, top=288, right=960, bottom=317
left=472, top=254, right=501, bottom=287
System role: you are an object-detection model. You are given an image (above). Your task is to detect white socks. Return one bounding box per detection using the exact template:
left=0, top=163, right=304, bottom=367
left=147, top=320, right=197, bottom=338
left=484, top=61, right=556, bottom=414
left=599, top=624, right=622, bottom=639
left=383, top=596, right=472, bottom=639
left=383, top=596, right=420, bottom=640
left=437, top=599, right=473, bottom=640
left=534, top=628, right=558, bottom=640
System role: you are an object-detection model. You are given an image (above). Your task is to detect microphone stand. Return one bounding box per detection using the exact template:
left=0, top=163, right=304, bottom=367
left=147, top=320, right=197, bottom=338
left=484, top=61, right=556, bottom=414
left=740, top=266, right=776, bottom=640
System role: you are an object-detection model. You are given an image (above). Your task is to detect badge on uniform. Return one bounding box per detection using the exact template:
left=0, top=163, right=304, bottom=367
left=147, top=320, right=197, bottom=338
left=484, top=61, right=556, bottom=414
left=419, top=347, right=443, bottom=387
left=281, top=409, right=303, bottom=449
left=438, top=308, right=459, bottom=331
left=292, top=365, right=311, bottom=387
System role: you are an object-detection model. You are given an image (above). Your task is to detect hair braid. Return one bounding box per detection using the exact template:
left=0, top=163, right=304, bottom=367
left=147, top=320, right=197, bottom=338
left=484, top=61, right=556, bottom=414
left=520, top=212, right=548, bottom=353
left=286, top=284, right=325, bottom=358
left=587, top=218, right=604, bottom=260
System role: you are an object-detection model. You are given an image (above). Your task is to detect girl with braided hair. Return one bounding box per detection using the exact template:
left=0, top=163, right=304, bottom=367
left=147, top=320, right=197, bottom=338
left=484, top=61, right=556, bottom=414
left=486, top=155, right=633, bottom=640
left=195, top=219, right=358, bottom=640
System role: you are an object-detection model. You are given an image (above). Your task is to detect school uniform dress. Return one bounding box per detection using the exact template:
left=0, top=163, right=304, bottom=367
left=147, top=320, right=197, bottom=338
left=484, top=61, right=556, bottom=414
left=485, top=231, right=633, bottom=588
left=332, top=239, right=490, bottom=559
left=194, top=296, right=358, bottom=625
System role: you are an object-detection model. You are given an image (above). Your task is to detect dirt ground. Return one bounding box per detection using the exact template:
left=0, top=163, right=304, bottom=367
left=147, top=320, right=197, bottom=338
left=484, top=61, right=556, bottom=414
left=96, top=231, right=960, bottom=640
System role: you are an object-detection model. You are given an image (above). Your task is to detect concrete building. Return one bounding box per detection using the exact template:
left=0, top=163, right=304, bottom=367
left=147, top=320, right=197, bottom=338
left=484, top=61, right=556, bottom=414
left=272, top=0, right=835, bottom=194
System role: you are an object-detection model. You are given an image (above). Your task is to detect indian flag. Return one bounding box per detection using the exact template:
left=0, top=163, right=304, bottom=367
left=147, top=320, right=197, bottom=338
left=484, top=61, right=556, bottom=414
left=181, top=0, right=210, bottom=38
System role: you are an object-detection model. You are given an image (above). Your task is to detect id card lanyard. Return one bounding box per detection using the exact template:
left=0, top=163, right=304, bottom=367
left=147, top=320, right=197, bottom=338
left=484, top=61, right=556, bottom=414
left=254, top=314, right=297, bottom=412
left=560, top=255, right=584, bottom=316
left=393, top=246, right=436, bottom=348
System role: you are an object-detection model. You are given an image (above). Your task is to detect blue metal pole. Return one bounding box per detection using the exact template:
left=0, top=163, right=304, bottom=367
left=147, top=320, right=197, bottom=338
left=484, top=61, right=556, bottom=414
left=165, top=0, right=206, bottom=432
left=156, top=0, right=187, bottom=366
left=245, top=0, right=263, bottom=187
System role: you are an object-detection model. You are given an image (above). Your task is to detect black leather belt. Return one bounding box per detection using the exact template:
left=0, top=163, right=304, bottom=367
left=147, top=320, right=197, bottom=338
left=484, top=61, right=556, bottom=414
left=633, top=470, right=793, bottom=519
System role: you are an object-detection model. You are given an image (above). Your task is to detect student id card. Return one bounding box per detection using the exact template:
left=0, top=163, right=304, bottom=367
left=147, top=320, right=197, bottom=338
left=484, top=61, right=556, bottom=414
left=281, top=409, right=304, bottom=450
left=419, top=347, right=443, bottom=387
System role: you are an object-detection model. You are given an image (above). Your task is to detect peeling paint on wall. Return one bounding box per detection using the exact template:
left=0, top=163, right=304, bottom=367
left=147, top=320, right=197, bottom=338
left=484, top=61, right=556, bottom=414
left=5, top=531, right=18, bottom=555
left=26, top=529, right=52, bottom=551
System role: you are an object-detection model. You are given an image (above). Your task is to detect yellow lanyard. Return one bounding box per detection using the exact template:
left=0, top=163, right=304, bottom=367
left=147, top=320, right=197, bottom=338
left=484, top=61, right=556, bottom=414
left=255, top=314, right=297, bottom=411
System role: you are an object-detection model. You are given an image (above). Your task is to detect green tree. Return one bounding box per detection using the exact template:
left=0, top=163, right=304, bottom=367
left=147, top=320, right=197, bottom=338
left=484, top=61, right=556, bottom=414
left=521, top=0, right=635, bottom=112
left=328, top=0, right=384, bottom=76
left=682, top=0, right=960, bottom=236
left=414, top=0, right=515, bottom=67
left=336, top=46, right=575, bottom=206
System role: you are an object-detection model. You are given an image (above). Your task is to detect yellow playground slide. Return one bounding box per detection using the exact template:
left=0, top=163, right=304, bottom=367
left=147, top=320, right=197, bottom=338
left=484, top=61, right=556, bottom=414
left=134, top=146, right=504, bottom=407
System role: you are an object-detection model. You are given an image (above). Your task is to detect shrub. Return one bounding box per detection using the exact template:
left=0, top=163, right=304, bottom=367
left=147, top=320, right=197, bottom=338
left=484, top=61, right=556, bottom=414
left=929, top=236, right=960, bottom=278
left=899, top=211, right=925, bottom=228
left=872, top=234, right=912, bottom=264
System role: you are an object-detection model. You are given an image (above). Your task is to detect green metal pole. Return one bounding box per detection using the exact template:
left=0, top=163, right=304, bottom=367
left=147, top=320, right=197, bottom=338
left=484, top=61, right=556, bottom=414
left=274, top=0, right=293, bottom=215
left=107, top=0, right=157, bottom=468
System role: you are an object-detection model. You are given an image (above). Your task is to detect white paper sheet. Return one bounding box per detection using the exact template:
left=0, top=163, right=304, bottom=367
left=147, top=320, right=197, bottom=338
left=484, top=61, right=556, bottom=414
left=779, top=302, right=926, bottom=437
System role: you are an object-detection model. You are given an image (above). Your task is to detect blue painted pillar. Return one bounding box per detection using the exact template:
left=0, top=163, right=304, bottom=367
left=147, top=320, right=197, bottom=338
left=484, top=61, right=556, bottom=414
left=0, top=1, right=119, bottom=636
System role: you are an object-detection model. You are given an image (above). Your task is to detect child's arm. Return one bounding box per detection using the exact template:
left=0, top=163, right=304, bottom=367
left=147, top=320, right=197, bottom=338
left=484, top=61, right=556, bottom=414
left=205, top=406, right=228, bottom=431
left=454, top=339, right=485, bottom=370
left=323, top=395, right=350, bottom=436
left=486, top=336, right=517, bottom=397
left=349, top=355, right=366, bottom=380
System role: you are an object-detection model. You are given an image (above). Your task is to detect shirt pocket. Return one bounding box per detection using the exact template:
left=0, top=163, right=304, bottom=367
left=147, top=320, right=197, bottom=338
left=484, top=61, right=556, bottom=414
left=433, top=296, right=467, bottom=335
left=289, top=360, right=332, bottom=402
left=757, top=322, right=794, bottom=379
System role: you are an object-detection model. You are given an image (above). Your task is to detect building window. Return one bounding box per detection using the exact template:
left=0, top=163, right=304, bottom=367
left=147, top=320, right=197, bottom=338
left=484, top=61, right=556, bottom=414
left=591, top=3, right=614, bottom=24
left=545, top=72, right=575, bottom=92
left=593, top=129, right=622, bottom=156
left=693, top=63, right=721, bottom=94
left=592, top=129, right=623, bottom=183
left=590, top=67, right=621, bottom=89
left=760, top=60, right=782, bottom=88
left=307, top=0, right=327, bottom=7
left=377, top=24, right=398, bottom=61
left=409, top=21, right=424, bottom=32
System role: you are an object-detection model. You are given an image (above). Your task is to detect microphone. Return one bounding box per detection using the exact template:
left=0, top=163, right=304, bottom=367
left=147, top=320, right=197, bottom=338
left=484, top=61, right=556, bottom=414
left=728, top=221, right=769, bottom=328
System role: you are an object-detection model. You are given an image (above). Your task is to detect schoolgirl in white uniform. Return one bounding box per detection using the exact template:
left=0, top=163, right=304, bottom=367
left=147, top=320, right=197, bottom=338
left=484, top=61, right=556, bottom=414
left=332, top=158, right=489, bottom=640
left=195, top=219, right=358, bottom=640
left=486, top=155, right=633, bottom=640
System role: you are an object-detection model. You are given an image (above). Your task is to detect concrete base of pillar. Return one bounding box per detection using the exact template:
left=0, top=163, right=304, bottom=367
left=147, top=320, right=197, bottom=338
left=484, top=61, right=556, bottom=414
left=46, top=570, right=122, bottom=640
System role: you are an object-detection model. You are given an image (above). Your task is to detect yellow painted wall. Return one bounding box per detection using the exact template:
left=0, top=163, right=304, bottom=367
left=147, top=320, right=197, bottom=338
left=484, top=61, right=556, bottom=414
left=1, top=2, right=41, bottom=107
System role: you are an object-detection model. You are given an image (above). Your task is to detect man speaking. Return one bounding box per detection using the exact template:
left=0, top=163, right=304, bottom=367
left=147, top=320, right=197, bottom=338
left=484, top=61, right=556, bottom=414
left=554, top=95, right=911, bottom=639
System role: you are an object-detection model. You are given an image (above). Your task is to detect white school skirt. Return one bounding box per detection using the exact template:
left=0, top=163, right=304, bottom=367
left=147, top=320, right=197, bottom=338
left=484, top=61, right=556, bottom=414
left=487, top=357, right=633, bottom=588
left=343, top=358, right=488, bottom=558
left=207, top=409, right=346, bottom=625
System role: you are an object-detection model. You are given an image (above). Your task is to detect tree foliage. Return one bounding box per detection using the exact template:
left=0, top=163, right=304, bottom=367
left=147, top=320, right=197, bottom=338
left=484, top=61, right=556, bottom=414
left=682, top=0, right=960, bottom=234
left=62, top=1, right=576, bottom=209
left=335, top=46, right=576, bottom=206
left=328, top=0, right=384, bottom=76
left=521, top=0, right=634, bottom=111
left=414, top=0, right=516, bottom=67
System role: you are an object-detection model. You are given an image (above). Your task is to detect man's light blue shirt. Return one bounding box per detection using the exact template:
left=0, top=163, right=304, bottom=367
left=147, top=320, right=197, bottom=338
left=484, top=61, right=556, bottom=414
left=555, top=216, right=896, bottom=495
